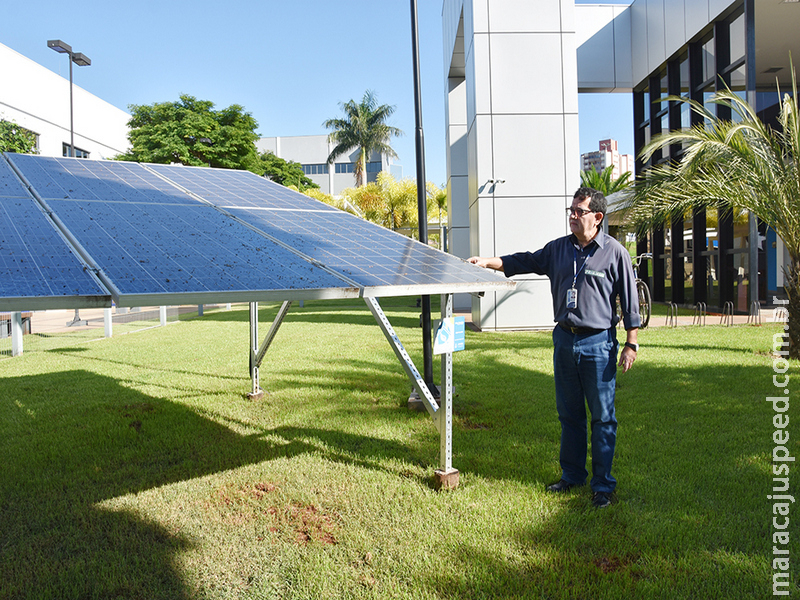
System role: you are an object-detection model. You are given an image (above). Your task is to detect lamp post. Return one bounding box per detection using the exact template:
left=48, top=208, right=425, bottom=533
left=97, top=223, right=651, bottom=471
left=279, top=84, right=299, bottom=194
left=410, top=0, right=437, bottom=399
left=47, top=40, right=91, bottom=158
left=48, top=40, right=91, bottom=327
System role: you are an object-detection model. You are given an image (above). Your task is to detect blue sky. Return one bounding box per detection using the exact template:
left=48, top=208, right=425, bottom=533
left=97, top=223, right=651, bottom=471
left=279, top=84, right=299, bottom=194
left=3, top=0, right=633, bottom=186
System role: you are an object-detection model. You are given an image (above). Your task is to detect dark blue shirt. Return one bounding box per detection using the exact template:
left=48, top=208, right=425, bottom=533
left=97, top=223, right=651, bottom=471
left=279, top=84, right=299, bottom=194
left=501, top=232, right=641, bottom=330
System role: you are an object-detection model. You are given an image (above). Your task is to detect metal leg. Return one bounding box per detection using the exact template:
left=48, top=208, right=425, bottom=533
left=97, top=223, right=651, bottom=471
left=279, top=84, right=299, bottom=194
left=436, top=294, right=458, bottom=489
left=248, top=300, right=293, bottom=399
left=364, top=297, right=439, bottom=416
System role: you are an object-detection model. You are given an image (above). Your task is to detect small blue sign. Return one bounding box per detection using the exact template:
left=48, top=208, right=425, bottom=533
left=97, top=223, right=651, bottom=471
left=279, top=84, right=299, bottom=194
left=434, top=316, right=466, bottom=354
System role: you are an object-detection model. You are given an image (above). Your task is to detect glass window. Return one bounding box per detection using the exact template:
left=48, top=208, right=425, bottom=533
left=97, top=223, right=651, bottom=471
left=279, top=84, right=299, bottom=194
left=680, top=56, right=690, bottom=96
left=63, top=143, right=89, bottom=158
left=702, top=38, right=715, bottom=83
left=729, top=12, right=745, bottom=64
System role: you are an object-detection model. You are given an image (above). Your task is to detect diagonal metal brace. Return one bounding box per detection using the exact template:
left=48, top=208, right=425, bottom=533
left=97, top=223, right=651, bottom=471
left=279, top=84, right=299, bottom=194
left=249, top=300, right=292, bottom=395
left=364, top=297, right=440, bottom=417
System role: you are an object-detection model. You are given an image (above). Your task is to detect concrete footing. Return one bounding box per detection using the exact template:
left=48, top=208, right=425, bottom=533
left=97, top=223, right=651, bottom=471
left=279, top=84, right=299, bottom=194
left=434, top=468, right=460, bottom=491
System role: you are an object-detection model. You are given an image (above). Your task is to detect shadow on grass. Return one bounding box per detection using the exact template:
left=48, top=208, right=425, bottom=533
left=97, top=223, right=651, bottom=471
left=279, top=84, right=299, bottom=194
left=0, top=369, right=428, bottom=599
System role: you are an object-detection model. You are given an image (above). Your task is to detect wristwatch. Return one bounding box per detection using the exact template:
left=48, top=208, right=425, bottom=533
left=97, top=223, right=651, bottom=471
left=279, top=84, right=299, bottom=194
left=624, top=341, right=639, bottom=352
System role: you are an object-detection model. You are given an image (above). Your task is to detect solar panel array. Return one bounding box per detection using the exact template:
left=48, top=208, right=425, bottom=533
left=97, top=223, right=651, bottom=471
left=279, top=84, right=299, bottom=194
left=1, top=154, right=513, bottom=310
left=0, top=157, right=109, bottom=310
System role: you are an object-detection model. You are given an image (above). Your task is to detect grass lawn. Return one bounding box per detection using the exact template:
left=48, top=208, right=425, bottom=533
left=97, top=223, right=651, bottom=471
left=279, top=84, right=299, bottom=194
left=0, top=298, right=795, bottom=599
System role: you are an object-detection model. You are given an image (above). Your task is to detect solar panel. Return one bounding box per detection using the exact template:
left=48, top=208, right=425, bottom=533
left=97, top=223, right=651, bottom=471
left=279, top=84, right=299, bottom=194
left=147, top=163, right=337, bottom=212
left=144, top=163, right=512, bottom=297
left=7, top=156, right=358, bottom=306
left=3, top=155, right=513, bottom=309
left=0, top=157, right=110, bottom=310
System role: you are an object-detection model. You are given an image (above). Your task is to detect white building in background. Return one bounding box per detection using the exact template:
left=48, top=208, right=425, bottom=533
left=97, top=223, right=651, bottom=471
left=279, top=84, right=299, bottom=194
left=256, top=135, right=401, bottom=196
left=0, top=42, right=130, bottom=160
left=581, top=139, right=634, bottom=180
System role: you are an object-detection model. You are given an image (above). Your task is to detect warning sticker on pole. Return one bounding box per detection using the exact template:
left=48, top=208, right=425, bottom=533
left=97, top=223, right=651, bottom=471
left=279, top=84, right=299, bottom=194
left=434, top=316, right=465, bottom=355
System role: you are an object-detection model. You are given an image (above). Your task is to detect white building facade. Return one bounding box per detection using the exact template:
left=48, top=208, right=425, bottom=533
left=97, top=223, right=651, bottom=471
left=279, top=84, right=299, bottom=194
left=444, top=0, right=796, bottom=329
left=0, top=42, right=130, bottom=160
left=256, top=135, right=399, bottom=196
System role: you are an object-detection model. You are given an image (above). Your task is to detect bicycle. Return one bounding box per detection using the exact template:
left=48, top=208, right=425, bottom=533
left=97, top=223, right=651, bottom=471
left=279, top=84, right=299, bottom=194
left=617, top=253, right=652, bottom=328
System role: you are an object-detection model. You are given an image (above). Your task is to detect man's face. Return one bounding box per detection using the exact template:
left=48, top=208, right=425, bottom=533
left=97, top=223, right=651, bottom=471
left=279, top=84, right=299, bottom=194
left=568, top=197, right=602, bottom=240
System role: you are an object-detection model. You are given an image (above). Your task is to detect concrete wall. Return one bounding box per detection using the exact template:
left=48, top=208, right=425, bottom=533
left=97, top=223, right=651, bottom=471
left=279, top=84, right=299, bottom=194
left=0, top=43, right=129, bottom=159
left=443, top=0, right=579, bottom=330
left=629, top=0, right=736, bottom=86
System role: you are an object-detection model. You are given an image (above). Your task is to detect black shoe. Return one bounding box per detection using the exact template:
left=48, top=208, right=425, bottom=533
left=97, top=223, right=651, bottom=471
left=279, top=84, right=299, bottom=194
left=545, top=479, right=577, bottom=493
left=592, top=491, right=615, bottom=508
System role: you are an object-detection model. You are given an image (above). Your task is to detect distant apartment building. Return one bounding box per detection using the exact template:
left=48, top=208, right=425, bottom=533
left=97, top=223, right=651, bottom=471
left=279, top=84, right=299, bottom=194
left=255, top=135, right=401, bottom=196
left=580, top=139, right=634, bottom=180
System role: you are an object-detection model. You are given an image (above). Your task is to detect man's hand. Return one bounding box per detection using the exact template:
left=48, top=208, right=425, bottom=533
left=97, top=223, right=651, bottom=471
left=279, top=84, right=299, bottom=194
left=618, top=346, right=636, bottom=373
left=468, top=256, right=503, bottom=271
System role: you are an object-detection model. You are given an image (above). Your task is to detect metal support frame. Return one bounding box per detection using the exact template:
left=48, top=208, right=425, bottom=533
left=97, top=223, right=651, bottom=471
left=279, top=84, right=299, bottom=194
left=365, top=297, right=440, bottom=416
left=437, top=294, right=455, bottom=475
left=246, top=295, right=458, bottom=485
left=364, top=295, right=457, bottom=482
left=248, top=300, right=293, bottom=397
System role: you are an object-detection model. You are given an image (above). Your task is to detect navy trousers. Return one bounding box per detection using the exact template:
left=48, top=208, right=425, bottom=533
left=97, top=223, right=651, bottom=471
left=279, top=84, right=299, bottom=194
left=552, top=325, right=619, bottom=493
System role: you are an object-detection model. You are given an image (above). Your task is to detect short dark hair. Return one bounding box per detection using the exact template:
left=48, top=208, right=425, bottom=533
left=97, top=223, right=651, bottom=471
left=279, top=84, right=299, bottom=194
left=574, top=187, right=606, bottom=221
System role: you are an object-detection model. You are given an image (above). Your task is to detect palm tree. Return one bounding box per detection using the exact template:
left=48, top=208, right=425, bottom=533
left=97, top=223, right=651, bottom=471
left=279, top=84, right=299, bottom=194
left=324, top=90, right=403, bottom=187
left=625, top=69, right=800, bottom=357
left=580, top=164, right=632, bottom=196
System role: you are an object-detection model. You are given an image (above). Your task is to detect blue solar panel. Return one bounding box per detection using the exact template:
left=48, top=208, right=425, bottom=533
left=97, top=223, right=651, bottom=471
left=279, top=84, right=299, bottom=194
left=0, top=158, right=110, bottom=309
left=10, top=154, right=201, bottom=205
left=45, top=198, right=353, bottom=297
left=226, top=207, right=504, bottom=294
left=147, top=163, right=338, bottom=212
left=3, top=154, right=512, bottom=308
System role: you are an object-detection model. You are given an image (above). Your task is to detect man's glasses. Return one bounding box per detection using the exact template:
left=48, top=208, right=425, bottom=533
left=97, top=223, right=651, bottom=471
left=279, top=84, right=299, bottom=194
left=566, top=207, right=594, bottom=217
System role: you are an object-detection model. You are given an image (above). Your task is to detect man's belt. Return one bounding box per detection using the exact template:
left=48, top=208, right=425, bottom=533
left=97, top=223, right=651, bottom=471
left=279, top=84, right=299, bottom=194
left=558, top=323, right=604, bottom=335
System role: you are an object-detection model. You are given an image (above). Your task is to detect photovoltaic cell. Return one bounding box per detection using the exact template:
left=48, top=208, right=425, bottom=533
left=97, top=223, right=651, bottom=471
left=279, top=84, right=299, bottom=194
left=0, top=157, right=110, bottom=309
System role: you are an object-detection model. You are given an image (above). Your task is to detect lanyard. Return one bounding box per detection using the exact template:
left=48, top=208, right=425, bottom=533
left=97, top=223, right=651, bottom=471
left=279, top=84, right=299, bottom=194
left=572, top=246, right=590, bottom=289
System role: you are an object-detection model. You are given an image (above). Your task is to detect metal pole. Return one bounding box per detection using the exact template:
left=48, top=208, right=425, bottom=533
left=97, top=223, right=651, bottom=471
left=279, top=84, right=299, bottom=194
left=410, top=0, right=435, bottom=392
left=68, top=56, right=74, bottom=157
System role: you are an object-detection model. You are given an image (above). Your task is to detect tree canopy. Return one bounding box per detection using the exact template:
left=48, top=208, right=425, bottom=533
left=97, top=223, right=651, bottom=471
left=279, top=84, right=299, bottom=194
left=0, top=119, right=37, bottom=154
left=324, top=90, right=402, bottom=187
left=250, top=151, right=318, bottom=192
left=315, top=172, right=445, bottom=244
left=116, top=95, right=259, bottom=170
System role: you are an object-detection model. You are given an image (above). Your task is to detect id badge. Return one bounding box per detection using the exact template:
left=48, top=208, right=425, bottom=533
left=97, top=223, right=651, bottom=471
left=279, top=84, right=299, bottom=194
left=566, top=287, right=578, bottom=309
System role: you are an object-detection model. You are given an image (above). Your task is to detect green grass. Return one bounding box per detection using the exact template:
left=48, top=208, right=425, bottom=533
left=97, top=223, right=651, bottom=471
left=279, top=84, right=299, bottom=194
left=0, top=298, right=796, bottom=599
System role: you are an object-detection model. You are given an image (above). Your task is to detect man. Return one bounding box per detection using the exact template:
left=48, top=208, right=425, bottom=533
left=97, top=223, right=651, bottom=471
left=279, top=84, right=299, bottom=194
left=468, top=187, right=640, bottom=508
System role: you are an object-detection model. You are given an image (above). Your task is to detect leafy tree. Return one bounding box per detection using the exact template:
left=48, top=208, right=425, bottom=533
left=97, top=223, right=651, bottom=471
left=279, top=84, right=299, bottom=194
left=0, top=119, right=37, bottom=154
left=625, top=73, right=800, bottom=357
left=580, top=164, right=632, bottom=196
left=342, top=172, right=416, bottom=232
left=251, top=151, right=318, bottom=191
left=323, top=90, right=402, bottom=187
left=337, top=172, right=446, bottom=243
left=116, top=95, right=258, bottom=169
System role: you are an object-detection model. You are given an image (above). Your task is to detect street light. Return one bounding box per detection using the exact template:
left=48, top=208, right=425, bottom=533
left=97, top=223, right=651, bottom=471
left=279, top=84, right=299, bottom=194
left=47, top=39, right=91, bottom=158
left=48, top=40, right=91, bottom=327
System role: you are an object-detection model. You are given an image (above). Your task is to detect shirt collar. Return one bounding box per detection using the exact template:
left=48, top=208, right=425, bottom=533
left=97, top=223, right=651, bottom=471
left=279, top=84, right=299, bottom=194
left=569, top=230, right=605, bottom=250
